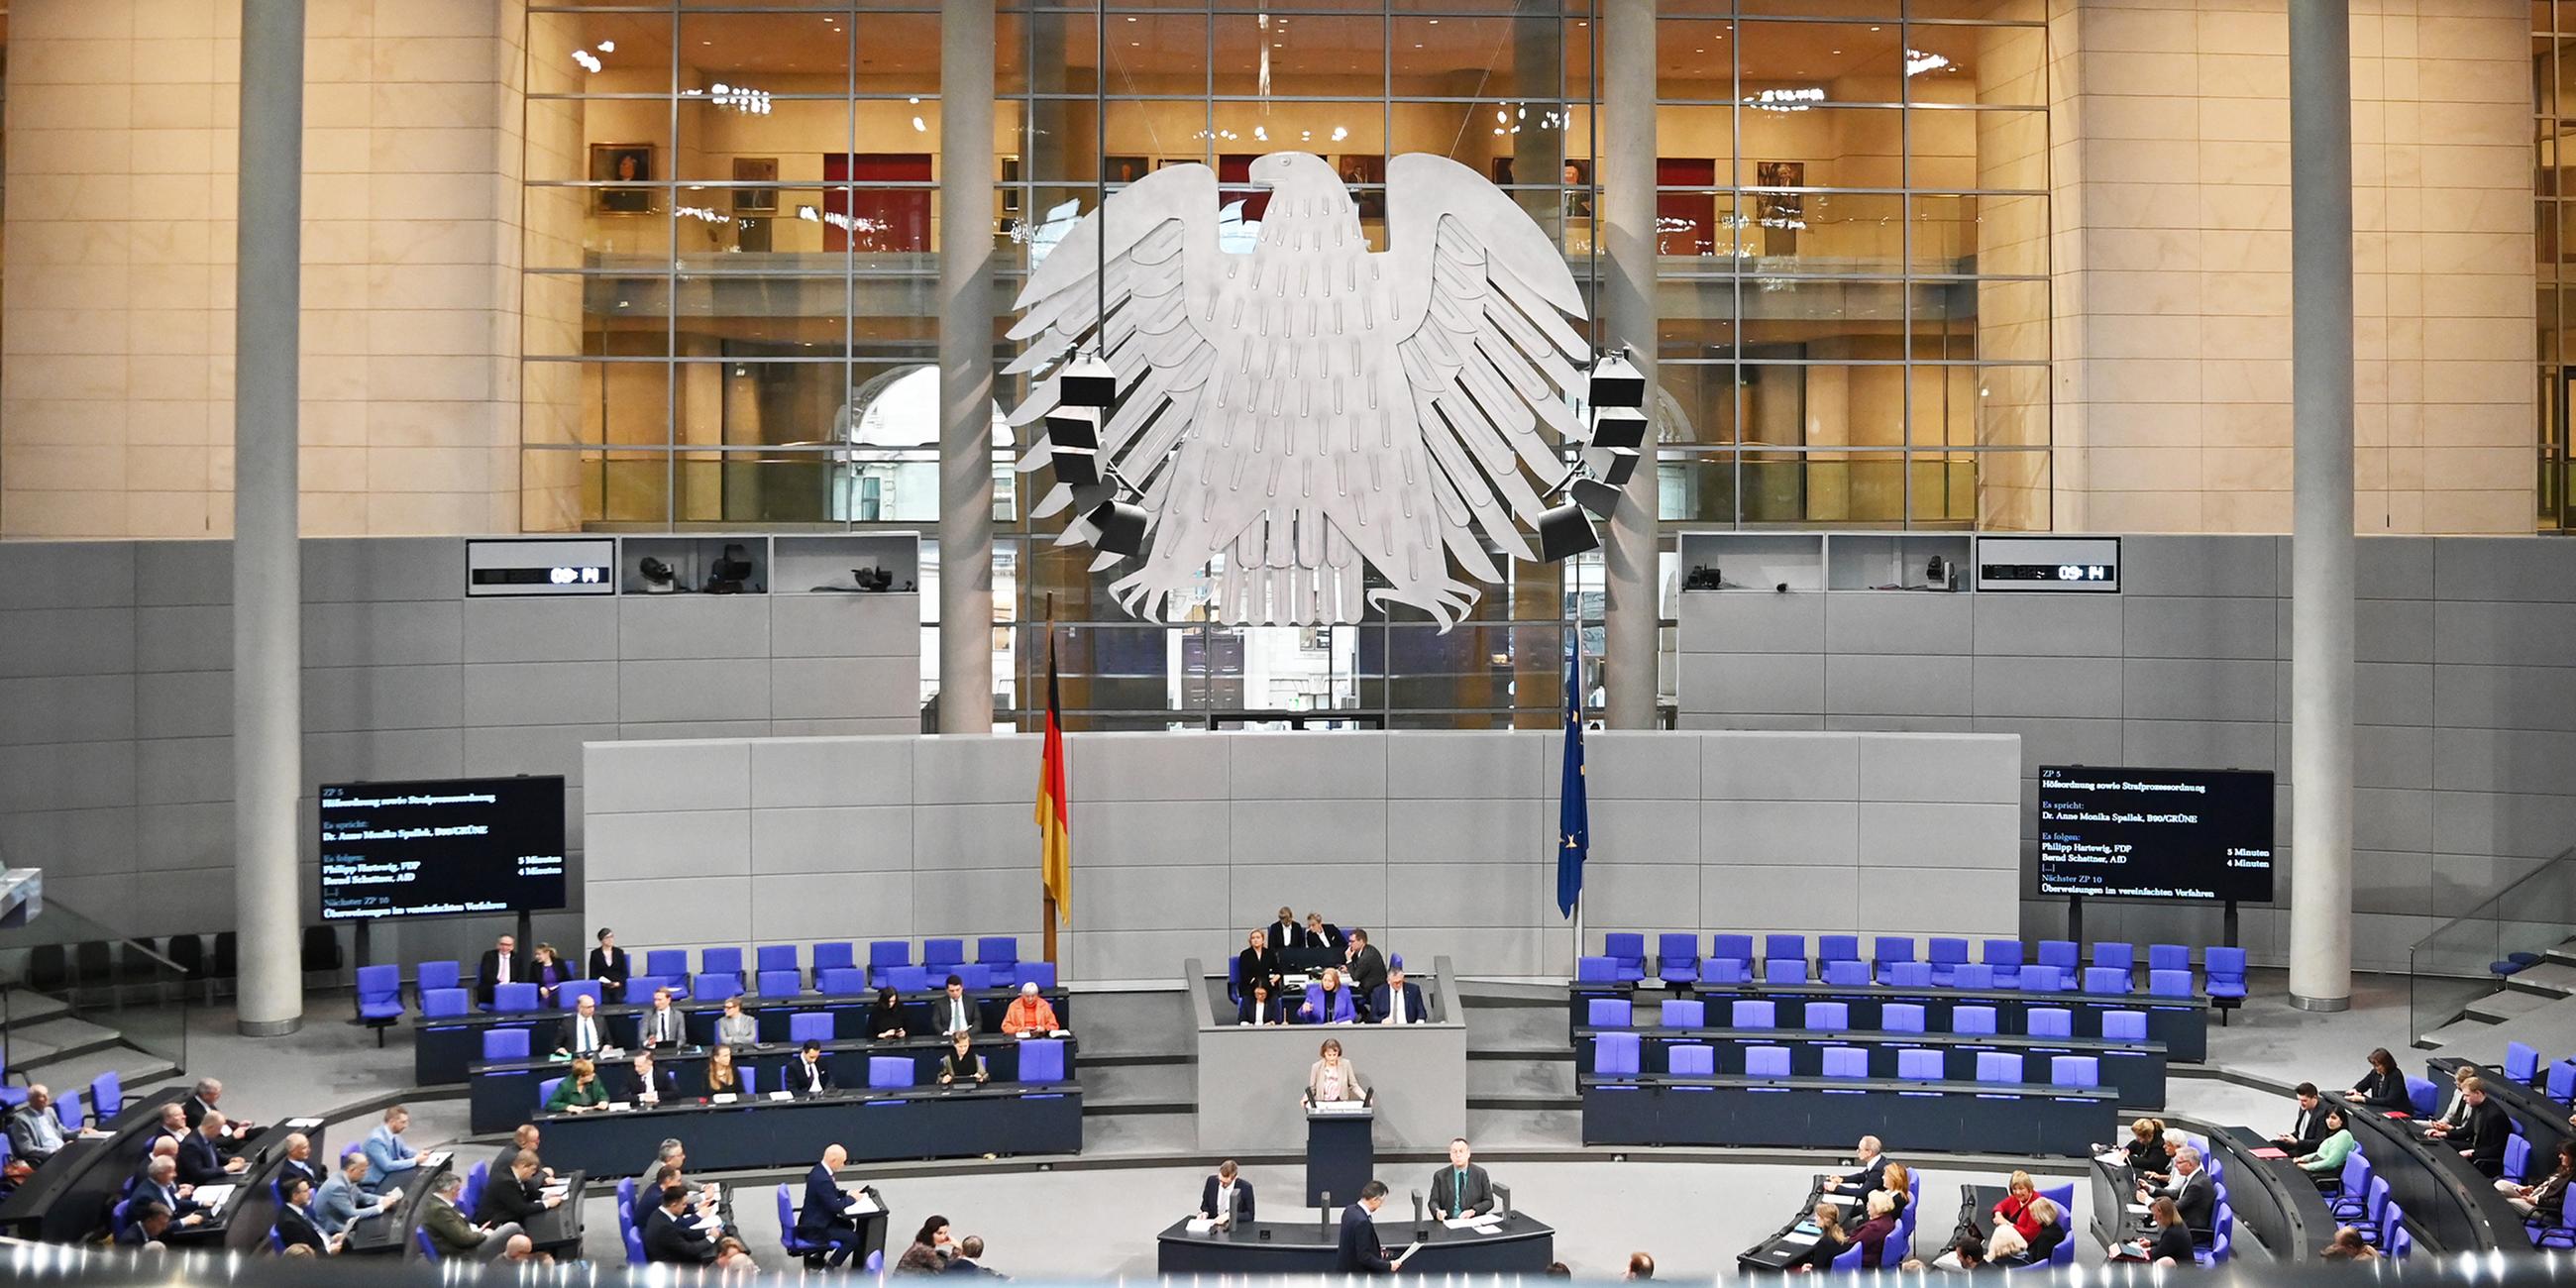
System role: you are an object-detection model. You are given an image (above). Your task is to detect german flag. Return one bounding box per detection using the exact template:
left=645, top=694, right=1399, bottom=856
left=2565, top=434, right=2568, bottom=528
left=1034, top=623, right=1071, bottom=931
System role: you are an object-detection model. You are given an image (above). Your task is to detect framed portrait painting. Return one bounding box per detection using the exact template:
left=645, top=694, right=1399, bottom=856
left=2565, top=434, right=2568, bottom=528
left=592, top=143, right=655, bottom=215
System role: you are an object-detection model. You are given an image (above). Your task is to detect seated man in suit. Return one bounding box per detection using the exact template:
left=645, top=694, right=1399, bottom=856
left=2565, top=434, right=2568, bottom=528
left=644, top=1184, right=720, bottom=1265
left=1269, top=908, right=1303, bottom=951
left=629, top=1050, right=681, bottom=1108
left=7, top=1086, right=69, bottom=1165
left=274, top=1175, right=335, bottom=1254
left=1343, top=930, right=1389, bottom=1020
left=1002, top=982, right=1061, bottom=1036
left=1827, top=1135, right=1889, bottom=1197
left=557, top=993, right=608, bottom=1059
left=361, top=1106, right=419, bottom=1192
left=789, top=1039, right=834, bottom=1096
left=1239, top=981, right=1287, bottom=1026
left=636, top=988, right=689, bottom=1049
left=931, top=976, right=980, bottom=1037
left=275, top=1131, right=326, bottom=1194
left=422, top=1169, right=522, bottom=1262
left=1305, top=912, right=1344, bottom=953
left=1429, top=1137, right=1496, bottom=1219
left=797, top=1143, right=869, bottom=1268
left=1199, top=1159, right=1254, bottom=1229
left=178, top=1112, right=247, bottom=1186
left=181, top=1079, right=262, bottom=1152
left=476, top=1149, right=562, bottom=1232
left=132, top=1156, right=208, bottom=1232
left=145, top=1102, right=191, bottom=1155
left=2136, top=1146, right=2214, bottom=1243
left=1336, top=1180, right=1394, bottom=1274
left=315, top=1147, right=393, bottom=1235
left=2449, top=1079, right=2514, bottom=1178
left=1372, top=966, right=1429, bottom=1024
left=477, top=934, right=526, bottom=1009
left=2273, top=1084, right=2329, bottom=1150
left=117, top=1202, right=173, bottom=1249
left=1299, top=967, right=1358, bottom=1024
left=492, top=1125, right=547, bottom=1184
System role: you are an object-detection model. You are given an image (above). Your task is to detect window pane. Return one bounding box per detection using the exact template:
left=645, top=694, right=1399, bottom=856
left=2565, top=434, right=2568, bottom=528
left=1737, top=22, right=1906, bottom=105
left=677, top=97, right=854, bottom=184
left=1741, top=364, right=1908, bottom=448
left=1662, top=364, right=1743, bottom=443
left=1739, top=107, right=1904, bottom=187
left=1659, top=454, right=1740, bottom=523
left=1392, top=18, right=1563, bottom=101
left=1972, top=448, right=2052, bottom=530
left=1740, top=279, right=1908, bottom=353
left=1904, top=24, right=2046, bottom=107
left=1104, top=14, right=1211, bottom=96
left=1216, top=15, right=1381, bottom=97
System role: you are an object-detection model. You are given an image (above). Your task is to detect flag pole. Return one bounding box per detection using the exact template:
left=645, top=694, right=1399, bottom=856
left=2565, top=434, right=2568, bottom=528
left=1041, top=593, right=1059, bottom=968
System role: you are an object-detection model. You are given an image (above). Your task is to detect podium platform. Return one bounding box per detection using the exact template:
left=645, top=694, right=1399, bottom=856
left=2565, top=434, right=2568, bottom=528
left=1305, top=1103, right=1375, bottom=1207
left=1187, top=954, right=1466, bottom=1154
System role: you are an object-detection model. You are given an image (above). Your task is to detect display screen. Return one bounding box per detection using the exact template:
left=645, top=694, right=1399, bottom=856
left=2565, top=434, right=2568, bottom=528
left=2035, top=765, right=2275, bottom=902
left=318, top=776, right=568, bottom=920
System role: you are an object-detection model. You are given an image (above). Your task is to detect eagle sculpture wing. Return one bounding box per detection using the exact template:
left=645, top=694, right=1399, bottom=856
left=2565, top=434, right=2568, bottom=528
left=1007, top=153, right=1591, bottom=630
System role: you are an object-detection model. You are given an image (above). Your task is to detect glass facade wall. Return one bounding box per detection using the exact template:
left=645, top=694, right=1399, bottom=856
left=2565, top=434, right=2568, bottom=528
left=519, top=0, right=2047, bottom=726
left=2542, top=0, right=2575, bottom=529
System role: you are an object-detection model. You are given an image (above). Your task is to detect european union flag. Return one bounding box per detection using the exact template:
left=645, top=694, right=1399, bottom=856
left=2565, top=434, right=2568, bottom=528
left=1556, top=648, right=1588, bottom=917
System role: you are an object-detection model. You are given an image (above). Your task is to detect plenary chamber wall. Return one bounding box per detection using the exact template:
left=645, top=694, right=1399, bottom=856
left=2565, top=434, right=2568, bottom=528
left=580, top=729, right=2023, bottom=979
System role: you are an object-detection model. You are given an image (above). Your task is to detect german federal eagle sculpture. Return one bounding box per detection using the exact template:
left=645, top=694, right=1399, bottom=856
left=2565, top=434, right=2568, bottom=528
left=1009, top=151, right=1639, bottom=630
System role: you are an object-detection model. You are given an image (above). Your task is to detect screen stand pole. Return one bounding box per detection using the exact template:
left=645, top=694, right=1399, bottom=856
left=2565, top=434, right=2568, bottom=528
left=2222, top=901, right=2240, bottom=950
left=2066, top=895, right=2084, bottom=951
left=517, top=911, right=534, bottom=961
left=353, top=922, right=371, bottom=972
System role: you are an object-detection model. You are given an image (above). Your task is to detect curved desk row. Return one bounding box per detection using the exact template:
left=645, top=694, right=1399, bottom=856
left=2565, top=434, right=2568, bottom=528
left=0, top=1089, right=188, bottom=1242
left=199, top=1116, right=330, bottom=1252
left=1155, top=1212, right=1555, bottom=1273
left=343, top=1150, right=455, bottom=1255
left=528, top=1082, right=1082, bottom=1174
left=465, top=1033, right=1078, bottom=1134
left=1570, top=1025, right=2166, bottom=1107
left=2192, top=1120, right=2336, bottom=1261
left=2324, top=1091, right=2524, bottom=1253
left=1579, top=1075, right=2114, bottom=1156
left=1735, top=1176, right=1956, bottom=1271
left=2430, top=1056, right=2575, bottom=1157
left=1570, top=983, right=2206, bottom=1063
left=413, top=986, right=1072, bottom=1084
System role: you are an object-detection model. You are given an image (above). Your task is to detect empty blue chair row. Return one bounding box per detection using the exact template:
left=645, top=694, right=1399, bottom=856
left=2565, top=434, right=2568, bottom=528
left=1598, top=935, right=2215, bottom=998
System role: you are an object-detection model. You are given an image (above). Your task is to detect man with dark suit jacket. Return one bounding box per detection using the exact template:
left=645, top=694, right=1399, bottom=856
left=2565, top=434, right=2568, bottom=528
left=274, top=1176, right=332, bottom=1253
left=476, top=1151, right=559, bottom=1230
left=1199, top=1160, right=1254, bottom=1227
left=2454, top=1080, right=2514, bottom=1178
left=275, top=1132, right=325, bottom=1194
left=2274, top=1084, right=2329, bottom=1150
left=1337, top=1181, right=1395, bottom=1274
left=1343, top=931, right=1388, bottom=1020
left=798, top=1144, right=868, bottom=1267
left=1429, top=1138, right=1495, bottom=1218
left=644, top=1185, right=719, bottom=1265
left=790, top=1040, right=834, bottom=1096
left=1269, top=909, right=1303, bottom=951
left=477, top=935, right=526, bottom=1008
left=180, top=1079, right=262, bottom=1152
left=1371, top=968, right=1429, bottom=1025
left=629, top=1051, right=682, bottom=1107
left=2140, top=1147, right=2214, bottom=1243
left=1826, top=1135, right=1889, bottom=1196
left=177, top=1113, right=245, bottom=1186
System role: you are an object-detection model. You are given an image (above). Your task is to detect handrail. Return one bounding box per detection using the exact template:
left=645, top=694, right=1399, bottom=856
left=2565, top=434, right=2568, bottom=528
left=2414, top=842, right=2576, bottom=966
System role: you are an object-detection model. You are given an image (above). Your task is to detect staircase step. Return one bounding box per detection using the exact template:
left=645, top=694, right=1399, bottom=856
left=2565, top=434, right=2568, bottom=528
left=2466, top=989, right=2562, bottom=1022
left=8, top=1017, right=127, bottom=1069
left=2515, top=962, right=2576, bottom=994
left=18, top=1047, right=178, bottom=1102
left=2421, top=1014, right=2504, bottom=1048
left=0, top=992, right=72, bottom=1029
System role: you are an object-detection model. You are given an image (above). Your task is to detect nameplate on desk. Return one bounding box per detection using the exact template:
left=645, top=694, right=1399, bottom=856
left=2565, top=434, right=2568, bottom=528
left=605, top=1102, right=633, bottom=1113
left=710, top=1094, right=737, bottom=1105
left=767, top=1091, right=793, bottom=1102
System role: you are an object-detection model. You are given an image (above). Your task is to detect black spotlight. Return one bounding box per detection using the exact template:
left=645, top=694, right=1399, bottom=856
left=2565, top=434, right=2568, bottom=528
left=1058, top=355, right=1119, bottom=408
left=1596, top=446, right=1642, bottom=486
left=1046, top=406, right=1102, bottom=487
left=1089, top=498, right=1149, bottom=557
left=1589, top=405, right=1649, bottom=453
left=1571, top=478, right=1624, bottom=519
left=1536, top=501, right=1599, bottom=562
left=1587, top=352, right=1645, bottom=408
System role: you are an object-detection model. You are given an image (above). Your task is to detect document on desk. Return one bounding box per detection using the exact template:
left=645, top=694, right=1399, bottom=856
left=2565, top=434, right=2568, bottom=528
left=193, top=1183, right=238, bottom=1213
left=1391, top=1240, right=1427, bottom=1268
left=1184, top=1218, right=1217, bottom=1235
left=420, top=1150, right=452, bottom=1168
left=845, top=1193, right=882, bottom=1218
left=1312, top=1101, right=1369, bottom=1116
left=2094, top=1152, right=2127, bottom=1167
left=1776, top=1232, right=1819, bottom=1247
left=1442, top=1216, right=1503, bottom=1234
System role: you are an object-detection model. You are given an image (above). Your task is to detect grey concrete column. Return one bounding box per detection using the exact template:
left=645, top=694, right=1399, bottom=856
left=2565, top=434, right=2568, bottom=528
left=233, top=0, right=306, bottom=1037
left=2288, top=0, right=2355, bottom=1012
left=1599, top=0, right=1660, bottom=729
left=938, top=0, right=997, bottom=732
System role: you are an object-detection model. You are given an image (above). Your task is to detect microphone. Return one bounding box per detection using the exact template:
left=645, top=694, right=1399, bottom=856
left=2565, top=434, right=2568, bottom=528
left=1320, top=1192, right=1333, bottom=1238
left=1411, top=1189, right=1425, bottom=1224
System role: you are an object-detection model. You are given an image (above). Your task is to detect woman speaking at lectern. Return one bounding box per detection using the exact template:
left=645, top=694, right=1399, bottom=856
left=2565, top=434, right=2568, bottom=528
left=1306, top=1038, right=1368, bottom=1106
